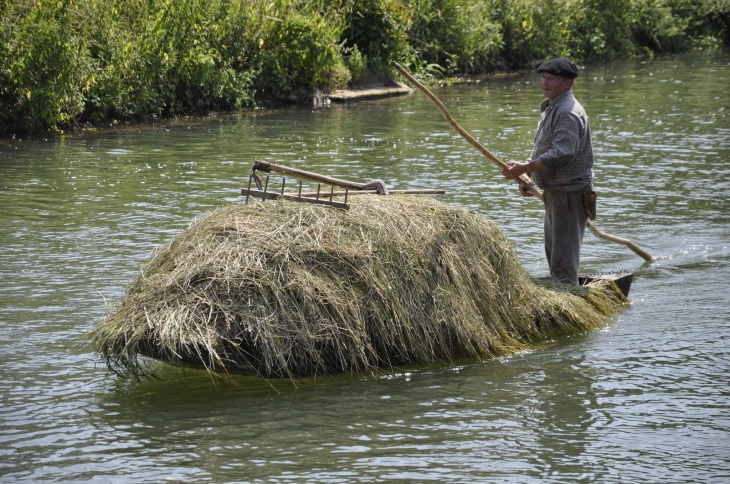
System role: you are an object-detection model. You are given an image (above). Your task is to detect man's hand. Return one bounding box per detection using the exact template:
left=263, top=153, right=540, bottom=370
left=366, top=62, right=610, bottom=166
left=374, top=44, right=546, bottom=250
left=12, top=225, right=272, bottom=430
left=502, top=161, right=534, bottom=197
left=501, top=160, right=529, bottom=180
left=518, top=184, right=534, bottom=197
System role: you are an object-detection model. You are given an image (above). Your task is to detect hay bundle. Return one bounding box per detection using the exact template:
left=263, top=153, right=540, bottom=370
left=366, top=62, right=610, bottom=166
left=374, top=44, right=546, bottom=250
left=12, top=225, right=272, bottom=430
left=88, top=195, right=623, bottom=380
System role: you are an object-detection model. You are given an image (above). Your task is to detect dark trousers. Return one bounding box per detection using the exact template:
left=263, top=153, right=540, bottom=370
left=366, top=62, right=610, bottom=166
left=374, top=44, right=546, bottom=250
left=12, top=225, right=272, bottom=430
left=543, top=189, right=587, bottom=285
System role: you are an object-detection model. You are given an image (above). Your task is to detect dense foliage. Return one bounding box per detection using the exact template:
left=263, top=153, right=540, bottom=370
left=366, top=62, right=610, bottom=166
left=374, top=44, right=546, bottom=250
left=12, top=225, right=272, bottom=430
left=1, top=0, right=728, bottom=133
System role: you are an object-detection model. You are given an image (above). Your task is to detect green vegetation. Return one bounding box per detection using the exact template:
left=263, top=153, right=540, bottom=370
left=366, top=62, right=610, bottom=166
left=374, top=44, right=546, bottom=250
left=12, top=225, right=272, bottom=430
left=1, top=0, right=728, bottom=133
left=86, top=195, right=626, bottom=380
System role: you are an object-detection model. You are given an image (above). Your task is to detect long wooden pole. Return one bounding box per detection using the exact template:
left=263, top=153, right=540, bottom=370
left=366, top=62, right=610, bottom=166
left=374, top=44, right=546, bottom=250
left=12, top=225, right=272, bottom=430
left=391, top=61, right=653, bottom=262
left=253, top=160, right=366, bottom=190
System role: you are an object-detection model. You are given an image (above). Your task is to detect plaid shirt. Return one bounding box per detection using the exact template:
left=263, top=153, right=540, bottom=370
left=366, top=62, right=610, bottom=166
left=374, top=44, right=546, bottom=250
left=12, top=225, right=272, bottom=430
left=529, top=89, right=594, bottom=192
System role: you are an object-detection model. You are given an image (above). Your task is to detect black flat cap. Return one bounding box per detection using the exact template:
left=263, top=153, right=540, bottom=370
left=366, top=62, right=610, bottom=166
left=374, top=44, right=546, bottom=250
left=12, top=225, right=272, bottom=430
left=537, top=58, right=579, bottom=79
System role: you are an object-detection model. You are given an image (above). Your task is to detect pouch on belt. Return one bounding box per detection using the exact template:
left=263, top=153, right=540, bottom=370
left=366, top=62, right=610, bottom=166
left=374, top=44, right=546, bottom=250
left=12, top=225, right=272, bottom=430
left=583, top=190, right=597, bottom=220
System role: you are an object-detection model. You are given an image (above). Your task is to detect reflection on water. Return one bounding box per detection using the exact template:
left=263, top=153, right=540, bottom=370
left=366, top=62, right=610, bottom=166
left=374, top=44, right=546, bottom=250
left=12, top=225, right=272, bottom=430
left=1, top=51, right=729, bottom=483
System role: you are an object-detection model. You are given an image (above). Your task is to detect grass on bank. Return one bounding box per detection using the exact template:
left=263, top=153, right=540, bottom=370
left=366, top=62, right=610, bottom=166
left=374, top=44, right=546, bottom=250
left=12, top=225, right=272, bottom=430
left=87, top=195, right=626, bottom=381
left=1, top=0, right=728, bottom=134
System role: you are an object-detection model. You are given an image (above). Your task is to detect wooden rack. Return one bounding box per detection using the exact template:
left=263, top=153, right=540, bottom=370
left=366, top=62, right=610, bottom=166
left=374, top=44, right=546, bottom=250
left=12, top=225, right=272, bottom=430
left=241, top=160, right=445, bottom=210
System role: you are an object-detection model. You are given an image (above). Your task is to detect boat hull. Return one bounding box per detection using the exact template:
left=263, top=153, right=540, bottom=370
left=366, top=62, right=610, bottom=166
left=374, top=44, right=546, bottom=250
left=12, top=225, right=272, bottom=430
left=579, top=271, right=633, bottom=297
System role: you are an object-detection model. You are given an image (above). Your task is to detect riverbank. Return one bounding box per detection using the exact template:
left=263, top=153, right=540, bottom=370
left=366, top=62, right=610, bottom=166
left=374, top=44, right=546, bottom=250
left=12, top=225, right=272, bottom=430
left=1, top=0, right=728, bottom=135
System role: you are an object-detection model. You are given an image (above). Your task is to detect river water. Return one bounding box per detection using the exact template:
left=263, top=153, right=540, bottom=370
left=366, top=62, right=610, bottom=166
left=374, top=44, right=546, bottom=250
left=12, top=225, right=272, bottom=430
left=1, top=51, right=729, bottom=482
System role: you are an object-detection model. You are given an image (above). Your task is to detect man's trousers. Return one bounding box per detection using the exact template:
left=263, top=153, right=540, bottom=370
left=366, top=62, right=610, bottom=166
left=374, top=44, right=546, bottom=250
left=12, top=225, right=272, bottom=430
left=543, top=189, right=587, bottom=285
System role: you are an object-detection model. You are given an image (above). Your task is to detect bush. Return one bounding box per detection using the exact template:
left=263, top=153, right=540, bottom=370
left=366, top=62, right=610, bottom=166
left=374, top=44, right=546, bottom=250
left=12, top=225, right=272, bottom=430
left=83, top=0, right=259, bottom=121
left=337, top=0, right=411, bottom=69
left=252, top=9, right=349, bottom=99
left=494, top=0, right=574, bottom=68
left=0, top=0, right=728, bottom=133
left=406, top=0, right=503, bottom=74
left=0, top=0, right=91, bottom=132
left=0, top=0, right=350, bottom=132
left=345, top=45, right=368, bottom=83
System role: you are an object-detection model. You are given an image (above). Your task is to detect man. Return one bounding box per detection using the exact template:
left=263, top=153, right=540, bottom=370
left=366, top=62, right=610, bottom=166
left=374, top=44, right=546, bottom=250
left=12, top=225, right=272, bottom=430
left=501, top=57, right=595, bottom=285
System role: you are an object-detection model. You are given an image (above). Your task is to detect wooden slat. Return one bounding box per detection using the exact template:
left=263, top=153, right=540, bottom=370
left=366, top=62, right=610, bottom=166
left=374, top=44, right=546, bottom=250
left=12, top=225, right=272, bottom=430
left=240, top=188, right=350, bottom=210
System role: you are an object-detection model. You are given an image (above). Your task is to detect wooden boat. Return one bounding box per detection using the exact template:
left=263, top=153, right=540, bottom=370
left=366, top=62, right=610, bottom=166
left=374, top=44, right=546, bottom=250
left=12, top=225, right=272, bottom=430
left=580, top=271, right=633, bottom=297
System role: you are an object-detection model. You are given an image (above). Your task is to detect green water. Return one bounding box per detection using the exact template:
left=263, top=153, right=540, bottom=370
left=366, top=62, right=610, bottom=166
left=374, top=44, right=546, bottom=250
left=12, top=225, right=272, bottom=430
left=1, top=51, right=729, bottom=483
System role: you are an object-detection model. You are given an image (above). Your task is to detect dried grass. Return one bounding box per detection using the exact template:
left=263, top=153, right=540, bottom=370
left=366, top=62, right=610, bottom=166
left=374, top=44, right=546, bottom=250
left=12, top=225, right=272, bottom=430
left=87, top=195, right=625, bottom=380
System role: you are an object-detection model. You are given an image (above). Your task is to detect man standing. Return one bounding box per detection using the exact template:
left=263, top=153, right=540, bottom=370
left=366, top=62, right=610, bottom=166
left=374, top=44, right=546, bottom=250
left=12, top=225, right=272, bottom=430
left=501, top=57, right=595, bottom=285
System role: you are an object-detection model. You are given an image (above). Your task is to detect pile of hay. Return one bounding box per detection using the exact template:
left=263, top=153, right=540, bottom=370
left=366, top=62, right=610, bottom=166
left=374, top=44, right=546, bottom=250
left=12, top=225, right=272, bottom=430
left=88, top=195, right=624, bottom=380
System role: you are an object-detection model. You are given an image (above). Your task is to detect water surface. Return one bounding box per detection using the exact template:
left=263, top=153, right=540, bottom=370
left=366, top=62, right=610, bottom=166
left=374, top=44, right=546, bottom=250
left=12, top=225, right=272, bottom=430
left=1, top=51, right=729, bottom=482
